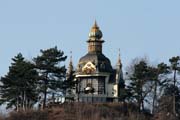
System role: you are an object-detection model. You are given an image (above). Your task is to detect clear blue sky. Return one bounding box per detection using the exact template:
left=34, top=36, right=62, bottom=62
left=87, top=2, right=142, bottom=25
left=0, top=0, right=180, bottom=76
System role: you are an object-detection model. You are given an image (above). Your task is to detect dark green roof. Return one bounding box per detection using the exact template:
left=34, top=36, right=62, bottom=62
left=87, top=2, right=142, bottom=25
left=78, top=52, right=113, bottom=73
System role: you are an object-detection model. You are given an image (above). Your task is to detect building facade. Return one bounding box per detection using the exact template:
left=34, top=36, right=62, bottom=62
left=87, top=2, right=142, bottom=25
left=67, top=21, right=124, bottom=102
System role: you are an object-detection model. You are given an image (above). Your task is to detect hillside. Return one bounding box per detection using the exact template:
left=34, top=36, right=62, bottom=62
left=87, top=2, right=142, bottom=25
left=0, top=103, right=153, bottom=120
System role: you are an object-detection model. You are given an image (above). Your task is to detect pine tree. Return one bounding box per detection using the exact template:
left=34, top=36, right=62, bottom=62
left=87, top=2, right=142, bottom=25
left=148, top=63, right=169, bottom=114
left=64, top=54, right=76, bottom=101
left=166, top=56, right=180, bottom=115
left=158, top=56, right=180, bottom=116
left=127, top=60, right=152, bottom=112
left=0, top=53, right=38, bottom=111
left=33, top=46, right=67, bottom=108
left=152, top=56, right=180, bottom=117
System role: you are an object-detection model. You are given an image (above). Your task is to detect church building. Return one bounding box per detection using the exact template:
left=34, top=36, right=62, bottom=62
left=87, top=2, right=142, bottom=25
left=67, top=21, right=124, bottom=102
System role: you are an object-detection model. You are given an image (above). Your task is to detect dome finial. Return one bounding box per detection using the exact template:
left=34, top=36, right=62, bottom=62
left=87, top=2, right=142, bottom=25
left=70, top=51, right=72, bottom=61
left=89, top=20, right=102, bottom=39
left=93, top=20, right=98, bottom=28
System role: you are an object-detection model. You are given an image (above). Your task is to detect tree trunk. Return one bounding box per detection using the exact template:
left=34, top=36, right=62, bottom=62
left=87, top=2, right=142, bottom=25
left=23, top=91, right=25, bottom=111
left=174, top=70, right=176, bottom=87
left=173, top=94, right=176, bottom=115
left=43, top=73, right=48, bottom=109
left=21, top=91, right=23, bottom=110
left=152, top=80, right=157, bottom=114
left=92, top=93, right=93, bottom=103
left=141, top=93, right=144, bottom=111
left=141, top=100, right=144, bottom=111
left=138, top=96, right=141, bottom=112
left=25, top=91, right=28, bottom=110
left=173, top=70, right=177, bottom=115
left=16, top=96, right=19, bottom=112
left=43, top=82, right=47, bottom=109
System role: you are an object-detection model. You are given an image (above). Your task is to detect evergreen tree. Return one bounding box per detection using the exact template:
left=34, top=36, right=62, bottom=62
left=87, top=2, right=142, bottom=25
left=64, top=57, right=76, bottom=101
left=157, top=56, right=180, bottom=115
left=169, top=56, right=180, bottom=115
left=127, top=59, right=152, bottom=112
left=169, top=56, right=180, bottom=87
left=0, top=53, right=38, bottom=111
left=148, top=63, right=169, bottom=114
left=33, top=46, right=67, bottom=108
left=64, top=54, right=75, bottom=93
left=151, top=56, right=180, bottom=117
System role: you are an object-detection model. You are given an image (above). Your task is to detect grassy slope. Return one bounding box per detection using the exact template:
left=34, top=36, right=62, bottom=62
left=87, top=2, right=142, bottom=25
left=0, top=103, right=153, bottom=120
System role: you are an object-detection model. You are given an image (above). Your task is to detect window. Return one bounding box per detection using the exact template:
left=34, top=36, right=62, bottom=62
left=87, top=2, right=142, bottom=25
left=79, top=77, right=105, bottom=94
left=98, top=77, right=105, bottom=94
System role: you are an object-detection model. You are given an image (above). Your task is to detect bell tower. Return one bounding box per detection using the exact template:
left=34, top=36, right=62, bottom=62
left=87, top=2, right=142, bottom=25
left=87, top=21, right=104, bottom=53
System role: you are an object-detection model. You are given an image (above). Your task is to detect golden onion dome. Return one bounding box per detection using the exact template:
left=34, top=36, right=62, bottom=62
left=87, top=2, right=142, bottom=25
left=89, top=21, right=103, bottom=39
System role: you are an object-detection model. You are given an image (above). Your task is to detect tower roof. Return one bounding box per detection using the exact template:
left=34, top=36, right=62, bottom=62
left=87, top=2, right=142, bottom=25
left=78, top=52, right=113, bottom=73
left=117, top=49, right=122, bottom=68
left=88, top=21, right=103, bottom=40
left=67, top=51, right=74, bottom=75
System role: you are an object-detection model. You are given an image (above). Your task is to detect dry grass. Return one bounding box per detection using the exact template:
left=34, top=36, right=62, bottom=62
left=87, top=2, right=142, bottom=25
left=47, top=102, right=151, bottom=120
left=3, top=103, right=152, bottom=120
left=6, top=110, right=48, bottom=120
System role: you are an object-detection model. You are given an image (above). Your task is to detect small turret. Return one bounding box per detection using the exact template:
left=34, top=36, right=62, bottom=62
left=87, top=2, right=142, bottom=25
left=116, top=49, right=122, bottom=69
left=115, top=49, right=124, bottom=85
left=66, top=51, right=74, bottom=79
